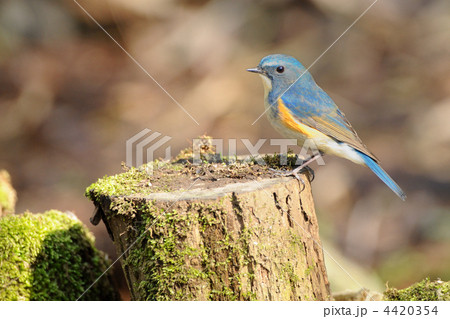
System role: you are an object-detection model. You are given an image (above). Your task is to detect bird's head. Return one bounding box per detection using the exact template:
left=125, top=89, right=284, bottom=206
left=247, top=54, right=311, bottom=97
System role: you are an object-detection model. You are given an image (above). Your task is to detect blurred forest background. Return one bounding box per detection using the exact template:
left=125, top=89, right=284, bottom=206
left=0, top=0, right=449, bottom=299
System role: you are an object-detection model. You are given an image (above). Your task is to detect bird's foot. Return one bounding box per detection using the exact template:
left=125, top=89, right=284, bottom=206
left=268, top=153, right=322, bottom=191
left=269, top=166, right=314, bottom=191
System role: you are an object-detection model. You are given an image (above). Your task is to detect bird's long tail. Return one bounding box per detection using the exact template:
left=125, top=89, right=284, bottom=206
left=357, top=151, right=406, bottom=201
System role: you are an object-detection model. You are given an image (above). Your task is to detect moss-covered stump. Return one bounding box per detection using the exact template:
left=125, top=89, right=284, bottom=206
left=0, top=210, right=119, bottom=300
left=87, top=156, right=330, bottom=301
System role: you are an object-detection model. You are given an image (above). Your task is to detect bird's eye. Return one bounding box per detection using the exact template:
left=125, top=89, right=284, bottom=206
left=276, top=66, right=285, bottom=73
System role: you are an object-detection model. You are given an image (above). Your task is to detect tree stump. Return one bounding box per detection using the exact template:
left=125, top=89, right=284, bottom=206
left=86, top=157, right=330, bottom=300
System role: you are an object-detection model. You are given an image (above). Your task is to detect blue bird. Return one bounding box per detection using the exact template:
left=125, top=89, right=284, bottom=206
left=248, top=54, right=406, bottom=200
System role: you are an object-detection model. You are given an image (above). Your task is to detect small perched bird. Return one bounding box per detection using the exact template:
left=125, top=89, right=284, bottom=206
left=248, top=54, right=406, bottom=200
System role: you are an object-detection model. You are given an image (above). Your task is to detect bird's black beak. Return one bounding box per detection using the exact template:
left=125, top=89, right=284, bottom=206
left=247, top=67, right=263, bottom=74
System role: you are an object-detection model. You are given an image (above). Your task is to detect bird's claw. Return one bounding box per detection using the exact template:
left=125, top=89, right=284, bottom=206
left=303, top=166, right=315, bottom=182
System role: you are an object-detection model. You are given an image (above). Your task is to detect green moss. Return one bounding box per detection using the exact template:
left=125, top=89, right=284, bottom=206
left=262, top=152, right=300, bottom=170
left=119, top=199, right=258, bottom=301
left=283, top=263, right=300, bottom=283
left=288, top=229, right=304, bottom=252
left=0, top=210, right=118, bottom=300
left=304, top=265, right=314, bottom=277
left=384, top=278, right=450, bottom=301
left=0, top=170, right=16, bottom=214
left=85, top=165, right=180, bottom=202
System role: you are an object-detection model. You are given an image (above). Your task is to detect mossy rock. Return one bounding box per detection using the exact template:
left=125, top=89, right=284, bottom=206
left=0, top=170, right=17, bottom=216
left=0, top=210, right=119, bottom=300
left=384, top=278, right=450, bottom=301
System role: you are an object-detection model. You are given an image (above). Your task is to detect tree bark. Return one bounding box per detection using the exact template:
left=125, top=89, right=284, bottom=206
left=90, top=171, right=330, bottom=300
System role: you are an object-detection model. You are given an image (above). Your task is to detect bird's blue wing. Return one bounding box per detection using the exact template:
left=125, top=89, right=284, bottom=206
left=280, top=84, right=378, bottom=162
